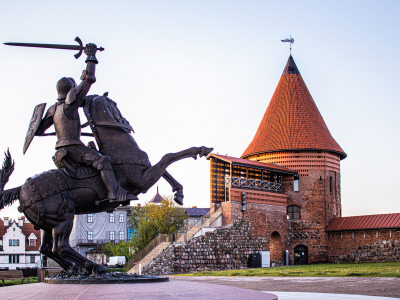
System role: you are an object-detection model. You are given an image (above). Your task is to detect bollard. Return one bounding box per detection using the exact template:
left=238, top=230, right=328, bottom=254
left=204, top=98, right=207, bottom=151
left=37, top=268, right=46, bottom=282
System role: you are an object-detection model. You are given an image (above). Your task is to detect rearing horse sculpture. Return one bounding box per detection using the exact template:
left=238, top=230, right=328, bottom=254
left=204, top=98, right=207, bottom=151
left=0, top=93, right=212, bottom=276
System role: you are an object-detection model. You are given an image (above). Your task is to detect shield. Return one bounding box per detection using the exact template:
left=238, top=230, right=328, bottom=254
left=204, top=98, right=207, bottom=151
left=23, top=103, right=46, bottom=154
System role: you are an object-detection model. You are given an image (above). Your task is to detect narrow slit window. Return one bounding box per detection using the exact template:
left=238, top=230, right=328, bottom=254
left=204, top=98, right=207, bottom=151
left=293, top=175, right=300, bottom=191
left=329, top=176, right=333, bottom=194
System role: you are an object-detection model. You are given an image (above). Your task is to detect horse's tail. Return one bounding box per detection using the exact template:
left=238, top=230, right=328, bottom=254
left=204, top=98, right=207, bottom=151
left=0, top=186, right=21, bottom=210
left=0, top=149, right=20, bottom=210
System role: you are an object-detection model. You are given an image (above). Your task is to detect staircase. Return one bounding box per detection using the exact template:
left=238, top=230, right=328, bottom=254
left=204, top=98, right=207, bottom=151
left=128, top=241, right=171, bottom=274
left=126, top=205, right=222, bottom=274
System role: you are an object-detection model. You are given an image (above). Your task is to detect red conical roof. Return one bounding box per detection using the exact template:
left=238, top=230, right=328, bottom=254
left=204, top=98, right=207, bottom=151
left=242, top=56, right=346, bottom=160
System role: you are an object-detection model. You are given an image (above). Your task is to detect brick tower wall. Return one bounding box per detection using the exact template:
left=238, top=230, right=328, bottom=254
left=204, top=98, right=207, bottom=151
left=247, top=150, right=342, bottom=264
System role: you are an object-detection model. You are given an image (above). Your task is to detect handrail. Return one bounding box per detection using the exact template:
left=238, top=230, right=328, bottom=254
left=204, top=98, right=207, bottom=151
left=125, top=233, right=168, bottom=272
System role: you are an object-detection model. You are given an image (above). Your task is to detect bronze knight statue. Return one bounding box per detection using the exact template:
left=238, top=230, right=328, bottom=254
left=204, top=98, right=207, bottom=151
left=34, top=43, right=136, bottom=203
left=0, top=38, right=213, bottom=277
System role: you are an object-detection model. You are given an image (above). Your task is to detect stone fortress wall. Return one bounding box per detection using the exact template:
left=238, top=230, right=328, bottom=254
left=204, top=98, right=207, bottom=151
left=143, top=218, right=267, bottom=275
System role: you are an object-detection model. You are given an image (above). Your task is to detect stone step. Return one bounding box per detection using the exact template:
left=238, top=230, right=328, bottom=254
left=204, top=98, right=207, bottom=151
left=127, top=241, right=171, bottom=274
left=176, top=226, right=201, bottom=242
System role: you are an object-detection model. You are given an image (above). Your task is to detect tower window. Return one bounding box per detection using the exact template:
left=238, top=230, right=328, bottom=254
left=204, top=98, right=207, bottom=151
left=293, top=175, right=300, bottom=191
left=287, top=205, right=301, bottom=220
left=330, top=176, right=333, bottom=194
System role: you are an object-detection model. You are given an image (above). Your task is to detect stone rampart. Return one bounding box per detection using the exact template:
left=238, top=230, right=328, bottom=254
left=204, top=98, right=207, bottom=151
left=143, top=218, right=267, bottom=275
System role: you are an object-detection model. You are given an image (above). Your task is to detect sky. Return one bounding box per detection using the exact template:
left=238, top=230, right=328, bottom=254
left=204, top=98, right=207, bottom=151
left=0, top=0, right=399, bottom=221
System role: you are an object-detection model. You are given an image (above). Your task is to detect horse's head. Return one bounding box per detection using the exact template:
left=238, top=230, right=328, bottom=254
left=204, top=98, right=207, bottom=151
left=85, top=93, right=134, bottom=133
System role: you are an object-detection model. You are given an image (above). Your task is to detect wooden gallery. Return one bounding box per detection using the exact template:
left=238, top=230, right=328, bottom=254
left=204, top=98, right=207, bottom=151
left=207, top=56, right=400, bottom=265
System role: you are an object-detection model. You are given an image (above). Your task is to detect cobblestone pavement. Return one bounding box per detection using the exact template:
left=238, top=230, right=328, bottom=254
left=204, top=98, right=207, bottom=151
left=172, top=276, right=400, bottom=298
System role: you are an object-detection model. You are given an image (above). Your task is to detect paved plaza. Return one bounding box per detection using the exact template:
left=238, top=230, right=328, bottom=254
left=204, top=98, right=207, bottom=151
left=172, top=276, right=400, bottom=299
left=0, top=280, right=277, bottom=300
left=1, top=276, right=400, bottom=299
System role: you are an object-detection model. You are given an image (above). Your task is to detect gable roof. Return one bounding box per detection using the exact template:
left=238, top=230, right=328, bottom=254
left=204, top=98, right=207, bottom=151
left=242, top=55, right=346, bottom=160
left=208, top=153, right=298, bottom=175
left=326, top=213, right=400, bottom=231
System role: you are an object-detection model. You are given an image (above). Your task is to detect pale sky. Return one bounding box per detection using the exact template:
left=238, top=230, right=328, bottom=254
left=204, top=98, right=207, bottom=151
left=0, top=1, right=399, bottom=221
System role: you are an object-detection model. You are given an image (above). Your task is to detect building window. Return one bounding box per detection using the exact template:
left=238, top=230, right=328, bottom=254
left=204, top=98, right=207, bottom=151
left=9, top=255, right=19, bottom=263
left=30, top=239, right=36, bottom=246
left=109, top=213, right=115, bottom=223
left=330, top=176, right=333, bottom=194
left=293, top=175, right=300, bottom=191
left=87, top=214, right=93, bottom=223
left=30, top=255, right=35, bottom=263
left=110, top=231, right=115, bottom=241
left=119, top=213, right=124, bottom=223
left=287, top=205, right=301, bottom=220
left=16, top=240, right=19, bottom=247
left=9, top=239, right=12, bottom=246
left=119, top=231, right=124, bottom=240
left=87, top=231, right=93, bottom=241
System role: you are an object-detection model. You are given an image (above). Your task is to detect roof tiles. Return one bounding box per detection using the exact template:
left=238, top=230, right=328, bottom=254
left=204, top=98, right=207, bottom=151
left=326, top=213, right=400, bottom=231
left=242, top=55, right=346, bottom=160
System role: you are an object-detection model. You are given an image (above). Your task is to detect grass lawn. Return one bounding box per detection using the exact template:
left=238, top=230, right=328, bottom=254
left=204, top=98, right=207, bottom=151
left=181, top=262, right=400, bottom=277
left=107, top=267, right=124, bottom=273
left=1, top=277, right=37, bottom=287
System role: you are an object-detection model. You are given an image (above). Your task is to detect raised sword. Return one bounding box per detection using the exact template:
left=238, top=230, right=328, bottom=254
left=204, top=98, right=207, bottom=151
left=4, top=37, right=104, bottom=59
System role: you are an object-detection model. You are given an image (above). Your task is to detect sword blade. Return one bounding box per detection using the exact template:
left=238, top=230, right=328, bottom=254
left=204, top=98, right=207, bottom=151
left=4, top=42, right=80, bottom=51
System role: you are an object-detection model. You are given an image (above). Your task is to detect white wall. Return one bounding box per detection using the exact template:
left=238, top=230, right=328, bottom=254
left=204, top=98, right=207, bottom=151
left=3, top=222, right=25, bottom=254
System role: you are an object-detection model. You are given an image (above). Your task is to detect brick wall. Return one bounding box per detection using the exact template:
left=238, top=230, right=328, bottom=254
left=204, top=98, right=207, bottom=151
left=284, top=168, right=341, bottom=264
left=328, top=229, right=400, bottom=263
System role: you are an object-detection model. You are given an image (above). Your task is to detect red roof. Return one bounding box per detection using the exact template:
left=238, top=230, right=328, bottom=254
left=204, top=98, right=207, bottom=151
left=207, top=154, right=298, bottom=174
left=242, top=56, right=346, bottom=160
left=326, top=213, right=400, bottom=231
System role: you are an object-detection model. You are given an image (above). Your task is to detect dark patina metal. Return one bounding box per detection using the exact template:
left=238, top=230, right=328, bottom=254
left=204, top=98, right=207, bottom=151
left=0, top=40, right=213, bottom=278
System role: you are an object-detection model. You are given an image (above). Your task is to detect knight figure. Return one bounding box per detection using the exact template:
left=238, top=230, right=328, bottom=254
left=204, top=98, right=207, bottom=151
left=33, top=43, right=136, bottom=203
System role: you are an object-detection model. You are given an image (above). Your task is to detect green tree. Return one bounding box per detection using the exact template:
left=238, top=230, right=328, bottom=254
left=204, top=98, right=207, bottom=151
left=103, top=196, right=189, bottom=261
left=131, top=196, right=189, bottom=252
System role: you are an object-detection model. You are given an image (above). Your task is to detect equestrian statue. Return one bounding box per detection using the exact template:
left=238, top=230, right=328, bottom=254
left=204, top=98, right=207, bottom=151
left=0, top=38, right=213, bottom=276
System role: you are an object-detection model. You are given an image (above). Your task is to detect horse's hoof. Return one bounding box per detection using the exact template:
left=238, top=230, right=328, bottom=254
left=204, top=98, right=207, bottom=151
left=92, top=264, right=107, bottom=275
left=174, top=191, right=184, bottom=206
left=200, top=146, right=213, bottom=157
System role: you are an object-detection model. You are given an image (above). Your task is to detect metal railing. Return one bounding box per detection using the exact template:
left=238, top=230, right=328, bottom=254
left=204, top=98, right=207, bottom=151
left=225, top=176, right=282, bottom=193
left=124, top=233, right=169, bottom=272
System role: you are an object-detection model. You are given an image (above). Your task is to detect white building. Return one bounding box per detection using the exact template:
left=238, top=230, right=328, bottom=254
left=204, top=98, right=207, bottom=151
left=0, top=217, right=41, bottom=270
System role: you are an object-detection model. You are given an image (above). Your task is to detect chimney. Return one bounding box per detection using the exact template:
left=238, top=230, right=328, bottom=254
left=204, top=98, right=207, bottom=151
left=137, top=203, right=141, bottom=208
left=3, top=217, right=9, bottom=227
left=18, top=217, right=24, bottom=227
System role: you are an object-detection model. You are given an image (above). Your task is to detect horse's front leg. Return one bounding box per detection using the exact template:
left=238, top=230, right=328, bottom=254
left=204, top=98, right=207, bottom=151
left=139, top=146, right=213, bottom=202
left=162, top=171, right=184, bottom=205
left=159, top=146, right=213, bottom=167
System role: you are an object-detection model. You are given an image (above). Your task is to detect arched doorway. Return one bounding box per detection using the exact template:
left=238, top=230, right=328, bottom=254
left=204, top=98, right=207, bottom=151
left=270, top=231, right=284, bottom=266
left=294, top=245, right=308, bottom=265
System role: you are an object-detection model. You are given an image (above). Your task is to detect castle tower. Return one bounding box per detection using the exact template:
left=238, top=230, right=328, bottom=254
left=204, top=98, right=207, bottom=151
left=242, top=55, right=346, bottom=263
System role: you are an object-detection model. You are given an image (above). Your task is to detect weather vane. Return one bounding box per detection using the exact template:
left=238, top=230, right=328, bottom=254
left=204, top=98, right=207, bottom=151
left=281, top=35, right=294, bottom=55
